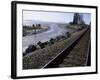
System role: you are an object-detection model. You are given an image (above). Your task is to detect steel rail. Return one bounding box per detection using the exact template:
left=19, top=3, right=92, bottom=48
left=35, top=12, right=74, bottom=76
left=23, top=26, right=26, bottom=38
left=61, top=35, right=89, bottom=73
left=42, top=28, right=89, bottom=68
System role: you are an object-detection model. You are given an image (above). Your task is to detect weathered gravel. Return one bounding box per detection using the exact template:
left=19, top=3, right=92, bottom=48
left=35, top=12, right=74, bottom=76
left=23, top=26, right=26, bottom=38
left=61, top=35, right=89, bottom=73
left=59, top=29, right=90, bottom=67
left=23, top=28, right=88, bottom=69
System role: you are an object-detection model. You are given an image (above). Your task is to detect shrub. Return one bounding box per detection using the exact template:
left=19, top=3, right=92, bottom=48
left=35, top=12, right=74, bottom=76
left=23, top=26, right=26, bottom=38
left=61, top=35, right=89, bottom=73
left=23, top=52, right=27, bottom=56
left=49, top=38, right=54, bottom=44
left=66, top=32, right=71, bottom=38
left=37, top=41, right=45, bottom=49
left=60, top=36, right=66, bottom=40
left=25, top=44, right=37, bottom=53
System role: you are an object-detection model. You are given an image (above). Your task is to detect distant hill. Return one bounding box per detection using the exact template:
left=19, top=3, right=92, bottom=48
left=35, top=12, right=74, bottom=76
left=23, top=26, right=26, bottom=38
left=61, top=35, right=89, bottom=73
left=23, top=20, right=68, bottom=26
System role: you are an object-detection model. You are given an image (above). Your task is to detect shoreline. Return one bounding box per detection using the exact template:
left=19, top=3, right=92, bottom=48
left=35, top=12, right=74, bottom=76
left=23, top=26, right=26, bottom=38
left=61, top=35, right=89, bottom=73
left=23, top=26, right=50, bottom=37
left=22, top=24, right=76, bottom=53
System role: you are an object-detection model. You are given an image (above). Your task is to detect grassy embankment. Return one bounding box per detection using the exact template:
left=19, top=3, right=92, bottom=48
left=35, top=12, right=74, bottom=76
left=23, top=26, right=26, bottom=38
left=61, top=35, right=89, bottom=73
left=23, top=25, right=87, bottom=69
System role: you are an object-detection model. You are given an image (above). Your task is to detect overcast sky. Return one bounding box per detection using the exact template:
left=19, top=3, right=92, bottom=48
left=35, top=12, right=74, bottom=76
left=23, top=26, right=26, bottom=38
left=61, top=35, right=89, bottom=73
left=23, top=10, right=91, bottom=24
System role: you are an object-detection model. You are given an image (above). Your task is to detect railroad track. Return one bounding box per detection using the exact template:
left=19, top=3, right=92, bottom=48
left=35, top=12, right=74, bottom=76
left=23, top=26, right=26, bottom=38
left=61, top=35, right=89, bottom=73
left=43, top=28, right=90, bottom=68
left=23, top=28, right=90, bottom=69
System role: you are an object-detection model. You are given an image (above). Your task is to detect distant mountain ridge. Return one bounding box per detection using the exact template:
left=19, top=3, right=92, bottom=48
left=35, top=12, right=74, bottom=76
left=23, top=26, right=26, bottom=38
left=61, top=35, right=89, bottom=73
left=23, top=20, right=68, bottom=26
